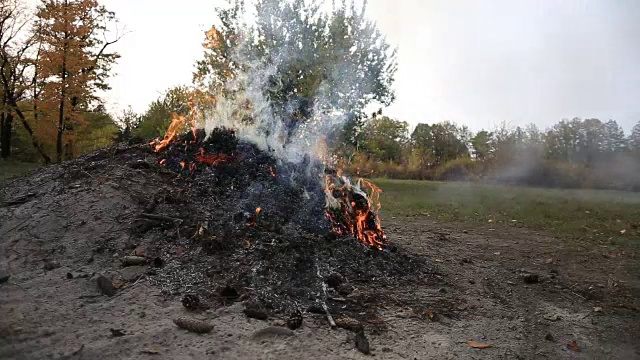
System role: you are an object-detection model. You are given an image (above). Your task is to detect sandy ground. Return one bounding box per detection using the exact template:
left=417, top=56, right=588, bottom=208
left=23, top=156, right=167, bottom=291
left=1, top=178, right=639, bottom=359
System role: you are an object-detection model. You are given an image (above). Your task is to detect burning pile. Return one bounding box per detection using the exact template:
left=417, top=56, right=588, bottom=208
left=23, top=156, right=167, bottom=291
left=130, top=123, right=432, bottom=314
left=152, top=114, right=389, bottom=250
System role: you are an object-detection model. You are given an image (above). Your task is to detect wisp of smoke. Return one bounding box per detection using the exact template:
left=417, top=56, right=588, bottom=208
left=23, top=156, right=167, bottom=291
left=202, top=0, right=377, bottom=168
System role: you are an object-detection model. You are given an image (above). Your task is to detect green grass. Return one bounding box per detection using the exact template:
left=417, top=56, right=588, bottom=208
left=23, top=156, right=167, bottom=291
left=0, top=159, right=42, bottom=181
left=375, top=179, right=640, bottom=248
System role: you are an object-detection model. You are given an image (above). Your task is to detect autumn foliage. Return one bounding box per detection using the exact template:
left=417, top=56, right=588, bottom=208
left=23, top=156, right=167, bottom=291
left=0, top=0, right=120, bottom=162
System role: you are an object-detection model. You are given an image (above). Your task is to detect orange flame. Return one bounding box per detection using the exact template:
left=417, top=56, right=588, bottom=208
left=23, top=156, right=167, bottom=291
left=248, top=207, right=262, bottom=227
left=324, top=174, right=387, bottom=250
left=152, top=114, right=186, bottom=152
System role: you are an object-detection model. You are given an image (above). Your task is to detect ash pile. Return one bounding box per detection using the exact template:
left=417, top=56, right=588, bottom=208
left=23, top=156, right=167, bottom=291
left=3, top=127, right=437, bottom=324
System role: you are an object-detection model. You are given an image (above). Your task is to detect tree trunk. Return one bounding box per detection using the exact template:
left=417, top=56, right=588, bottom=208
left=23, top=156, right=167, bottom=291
left=1, top=111, right=13, bottom=158
left=57, top=2, right=69, bottom=163
left=10, top=102, right=51, bottom=163
left=0, top=111, right=7, bottom=158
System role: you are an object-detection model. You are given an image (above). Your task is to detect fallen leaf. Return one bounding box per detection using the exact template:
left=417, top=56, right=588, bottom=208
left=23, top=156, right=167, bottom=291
left=545, top=258, right=553, bottom=264
left=134, top=248, right=145, bottom=256
left=467, top=340, right=490, bottom=349
left=620, top=229, right=626, bottom=235
left=175, top=247, right=185, bottom=255
left=493, top=252, right=501, bottom=255
left=434, top=258, right=444, bottom=263
left=567, top=340, right=580, bottom=352
left=487, top=219, right=493, bottom=223
left=593, top=306, right=602, bottom=312
left=242, top=239, right=252, bottom=249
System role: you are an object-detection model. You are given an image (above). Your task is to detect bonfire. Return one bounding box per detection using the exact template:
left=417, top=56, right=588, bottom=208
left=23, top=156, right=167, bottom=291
left=150, top=109, right=390, bottom=251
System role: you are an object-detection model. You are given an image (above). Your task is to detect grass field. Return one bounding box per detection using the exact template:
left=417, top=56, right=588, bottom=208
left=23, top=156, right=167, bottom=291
left=375, top=178, right=640, bottom=248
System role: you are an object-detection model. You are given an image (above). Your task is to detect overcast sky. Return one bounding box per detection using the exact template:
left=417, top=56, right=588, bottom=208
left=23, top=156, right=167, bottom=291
left=100, top=0, right=640, bottom=132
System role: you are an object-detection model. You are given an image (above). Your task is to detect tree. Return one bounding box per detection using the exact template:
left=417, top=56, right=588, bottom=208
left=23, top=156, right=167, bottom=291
left=430, top=121, right=468, bottom=164
left=360, top=115, right=407, bottom=163
left=603, top=119, right=626, bottom=153
left=629, top=121, right=640, bottom=154
left=0, top=0, right=52, bottom=161
left=195, top=0, right=397, bottom=134
left=113, top=105, right=139, bottom=142
left=35, top=0, right=120, bottom=162
left=410, top=123, right=434, bottom=166
left=133, top=86, right=191, bottom=139
left=471, top=130, right=493, bottom=160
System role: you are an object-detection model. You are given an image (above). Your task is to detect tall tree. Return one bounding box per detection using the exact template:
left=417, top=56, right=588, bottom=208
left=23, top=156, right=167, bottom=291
left=35, top=0, right=120, bottom=162
left=0, top=0, right=51, bottom=161
left=430, top=121, right=468, bottom=164
left=629, top=120, right=640, bottom=155
left=470, top=130, right=493, bottom=160
left=603, top=119, right=626, bottom=153
left=361, top=115, right=407, bottom=163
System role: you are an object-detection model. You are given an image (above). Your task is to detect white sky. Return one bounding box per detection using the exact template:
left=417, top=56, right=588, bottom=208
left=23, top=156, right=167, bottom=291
left=100, top=0, right=640, bottom=132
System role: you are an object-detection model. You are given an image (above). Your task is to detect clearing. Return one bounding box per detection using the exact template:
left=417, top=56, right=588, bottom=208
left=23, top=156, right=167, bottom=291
left=0, top=151, right=638, bottom=359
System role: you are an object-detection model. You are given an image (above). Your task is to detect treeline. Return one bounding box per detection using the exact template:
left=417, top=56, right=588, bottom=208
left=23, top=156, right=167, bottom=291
left=0, top=0, right=120, bottom=163
left=4, top=0, right=639, bottom=193
left=342, top=115, right=640, bottom=191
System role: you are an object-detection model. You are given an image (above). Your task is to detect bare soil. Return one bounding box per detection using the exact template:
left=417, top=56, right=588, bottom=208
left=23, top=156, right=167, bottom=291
left=1, top=150, right=638, bottom=359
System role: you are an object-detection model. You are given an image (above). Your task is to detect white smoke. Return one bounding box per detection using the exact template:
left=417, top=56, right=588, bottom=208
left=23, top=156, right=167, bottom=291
left=201, top=0, right=387, bottom=167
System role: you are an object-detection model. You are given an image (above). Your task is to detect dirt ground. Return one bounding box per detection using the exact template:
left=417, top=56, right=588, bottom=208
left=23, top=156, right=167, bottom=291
left=1, top=170, right=639, bottom=359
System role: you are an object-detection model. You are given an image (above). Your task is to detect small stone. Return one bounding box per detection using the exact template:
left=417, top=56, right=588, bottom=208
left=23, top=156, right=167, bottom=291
left=0, top=272, right=11, bottom=284
left=545, top=332, right=555, bottom=342
left=523, top=273, right=539, bottom=284
left=66, top=272, right=73, bottom=279
left=96, top=275, right=116, bottom=297
left=120, top=266, right=147, bottom=282
left=468, top=279, right=476, bottom=284
left=355, top=330, right=370, bottom=354
left=244, top=301, right=268, bottom=320
left=110, top=328, right=126, bottom=337
left=438, top=287, right=447, bottom=294
left=543, top=313, right=560, bottom=321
